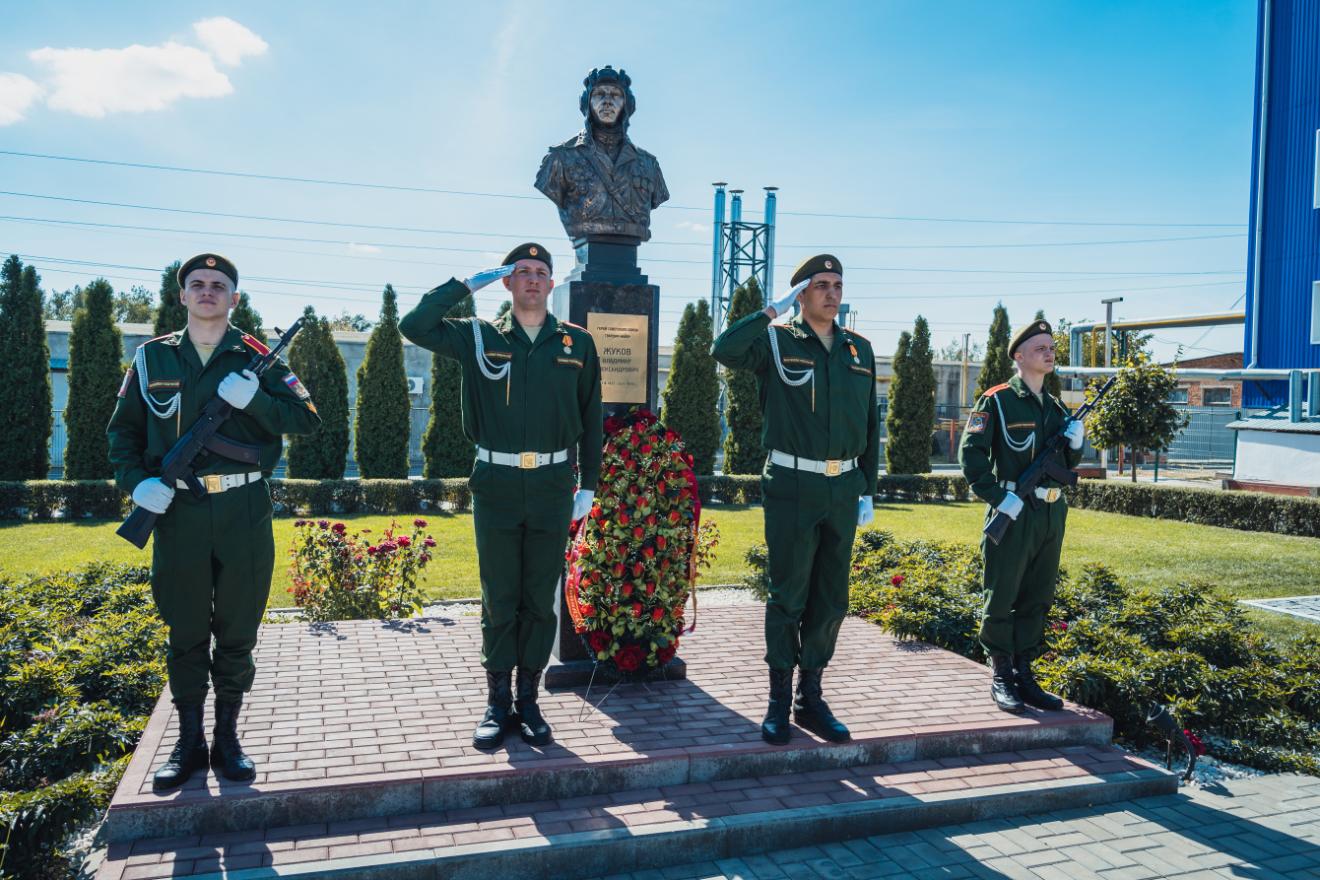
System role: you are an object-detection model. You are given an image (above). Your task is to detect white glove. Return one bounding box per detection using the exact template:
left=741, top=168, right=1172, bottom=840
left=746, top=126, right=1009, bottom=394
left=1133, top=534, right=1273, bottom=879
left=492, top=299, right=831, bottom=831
left=767, top=278, right=811, bottom=318
left=1063, top=419, right=1085, bottom=450
left=857, top=496, right=874, bottom=527
left=571, top=489, right=595, bottom=522
left=996, top=491, right=1024, bottom=520
left=218, top=369, right=259, bottom=410
left=463, top=264, right=515, bottom=293
left=132, top=477, right=175, bottom=515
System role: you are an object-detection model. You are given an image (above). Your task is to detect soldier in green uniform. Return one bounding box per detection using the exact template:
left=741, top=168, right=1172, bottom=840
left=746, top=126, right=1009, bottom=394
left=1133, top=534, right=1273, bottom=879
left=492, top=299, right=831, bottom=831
left=712, top=255, right=880, bottom=745
left=107, top=253, right=320, bottom=790
left=399, top=243, right=602, bottom=750
left=958, top=320, right=1085, bottom=714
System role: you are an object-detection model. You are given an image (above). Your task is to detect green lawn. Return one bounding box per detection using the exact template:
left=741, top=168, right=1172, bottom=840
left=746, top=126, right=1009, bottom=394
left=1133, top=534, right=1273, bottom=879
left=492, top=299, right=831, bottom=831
left=2, top=503, right=1316, bottom=616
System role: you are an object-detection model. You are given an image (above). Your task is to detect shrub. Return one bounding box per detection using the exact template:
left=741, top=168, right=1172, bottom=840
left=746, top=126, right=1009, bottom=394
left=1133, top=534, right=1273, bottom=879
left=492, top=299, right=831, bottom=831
left=1068, top=479, right=1320, bottom=538
left=0, top=564, right=163, bottom=876
left=287, top=518, right=436, bottom=622
left=742, top=533, right=1320, bottom=775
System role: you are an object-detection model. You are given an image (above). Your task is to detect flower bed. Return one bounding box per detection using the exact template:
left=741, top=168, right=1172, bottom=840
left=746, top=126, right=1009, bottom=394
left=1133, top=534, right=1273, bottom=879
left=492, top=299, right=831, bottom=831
left=564, top=409, right=719, bottom=676
left=287, top=518, right=437, bottom=622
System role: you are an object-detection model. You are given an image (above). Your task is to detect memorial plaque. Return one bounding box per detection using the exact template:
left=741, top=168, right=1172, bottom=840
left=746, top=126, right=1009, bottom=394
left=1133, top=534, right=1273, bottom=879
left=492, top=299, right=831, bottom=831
left=588, top=312, right=648, bottom=404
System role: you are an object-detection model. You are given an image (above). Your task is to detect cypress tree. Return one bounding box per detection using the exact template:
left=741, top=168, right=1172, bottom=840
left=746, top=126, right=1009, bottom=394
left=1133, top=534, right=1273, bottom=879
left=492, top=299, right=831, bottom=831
left=1034, top=309, right=1063, bottom=398
left=152, top=261, right=187, bottom=337
left=286, top=307, right=350, bottom=478
left=422, top=292, right=475, bottom=477
left=885, top=321, right=935, bottom=475
left=721, top=278, right=765, bottom=474
left=63, top=279, right=122, bottom=479
left=354, top=285, right=411, bottom=478
left=660, top=300, right=720, bottom=475
left=230, top=292, right=264, bottom=338
left=0, top=257, right=52, bottom=478
left=975, top=303, right=1013, bottom=397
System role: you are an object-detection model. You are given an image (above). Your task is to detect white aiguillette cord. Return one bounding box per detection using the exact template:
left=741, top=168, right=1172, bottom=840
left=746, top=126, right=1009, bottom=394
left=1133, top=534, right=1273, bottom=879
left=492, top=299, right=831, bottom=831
left=135, top=345, right=180, bottom=419
left=471, top=320, right=511, bottom=404
left=766, top=324, right=815, bottom=411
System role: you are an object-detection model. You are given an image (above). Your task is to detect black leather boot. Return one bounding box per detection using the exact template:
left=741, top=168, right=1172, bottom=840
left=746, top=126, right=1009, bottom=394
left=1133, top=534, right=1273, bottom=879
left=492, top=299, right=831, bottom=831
left=793, top=668, right=852, bottom=743
left=1014, top=654, right=1064, bottom=711
left=211, top=698, right=257, bottom=782
left=990, top=654, right=1025, bottom=714
left=515, top=667, right=552, bottom=746
left=761, top=667, right=794, bottom=745
left=473, top=669, right=513, bottom=749
left=152, top=702, right=208, bottom=792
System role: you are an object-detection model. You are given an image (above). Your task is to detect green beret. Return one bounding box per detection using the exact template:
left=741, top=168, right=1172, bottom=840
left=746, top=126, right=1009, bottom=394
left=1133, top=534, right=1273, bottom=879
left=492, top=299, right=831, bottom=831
left=1009, top=319, right=1054, bottom=358
left=790, top=254, right=843, bottom=287
left=178, top=253, right=238, bottom=289
left=502, top=242, right=552, bottom=273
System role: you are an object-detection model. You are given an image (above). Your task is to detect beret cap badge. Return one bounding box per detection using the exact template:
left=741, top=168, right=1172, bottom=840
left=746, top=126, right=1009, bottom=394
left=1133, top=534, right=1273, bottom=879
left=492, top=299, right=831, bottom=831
left=205, top=257, right=216, bottom=267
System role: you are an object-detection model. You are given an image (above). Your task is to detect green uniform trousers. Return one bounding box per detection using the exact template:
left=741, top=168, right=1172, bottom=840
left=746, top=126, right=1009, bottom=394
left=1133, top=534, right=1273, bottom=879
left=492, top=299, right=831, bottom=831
left=762, top=464, right=862, bottom=670
left=979, top=498, right=1067, bottom=658
left=471, top=460, right=575, bottom=671
left=151, top=480, right=275, bottom=705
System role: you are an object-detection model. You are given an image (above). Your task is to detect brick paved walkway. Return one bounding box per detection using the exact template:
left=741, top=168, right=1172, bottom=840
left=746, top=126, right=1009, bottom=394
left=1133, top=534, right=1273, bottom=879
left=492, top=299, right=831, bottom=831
left=588, top=774, right=1320, bottom=880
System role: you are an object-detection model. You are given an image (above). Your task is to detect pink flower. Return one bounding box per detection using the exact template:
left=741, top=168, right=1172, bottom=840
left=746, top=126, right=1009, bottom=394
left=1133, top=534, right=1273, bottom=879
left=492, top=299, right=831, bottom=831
left=414, top=518, right=427, bottom=528
left=424, top=537, right=437, bottom=548
left=397, top=535, right=412, bottom=548
left=891, top=574, right=905, bottom=586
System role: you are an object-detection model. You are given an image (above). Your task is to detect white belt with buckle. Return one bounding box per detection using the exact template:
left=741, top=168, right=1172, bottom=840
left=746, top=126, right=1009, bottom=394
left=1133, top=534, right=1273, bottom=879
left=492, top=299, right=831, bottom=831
left=476, top=446, right=570, bottom=469
left=177, top=471, right=263, bottom=494
left=768, top=449, right=857, bottom=477
left=1001, top=480, right=1063, bottom=503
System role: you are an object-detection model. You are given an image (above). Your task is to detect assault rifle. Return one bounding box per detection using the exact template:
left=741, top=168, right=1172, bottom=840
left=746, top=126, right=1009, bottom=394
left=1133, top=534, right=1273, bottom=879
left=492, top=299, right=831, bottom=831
left=116, top=319, right=305, bottom=549
left=983, top=374, right=1117, bottom=546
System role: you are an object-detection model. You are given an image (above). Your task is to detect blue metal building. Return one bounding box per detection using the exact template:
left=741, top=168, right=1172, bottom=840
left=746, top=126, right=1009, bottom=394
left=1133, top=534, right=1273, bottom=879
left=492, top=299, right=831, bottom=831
left=1242, top=0, right=1320, bottom=407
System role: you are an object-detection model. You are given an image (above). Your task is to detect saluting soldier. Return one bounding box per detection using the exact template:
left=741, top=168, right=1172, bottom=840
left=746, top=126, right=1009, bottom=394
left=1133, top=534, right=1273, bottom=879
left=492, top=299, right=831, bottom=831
left=712, top=255, right=880, bottom=745
left=107, top=254, right=320, bottom=790
left=958, top=320, right=1084, bottom=714
left=399, top=244, right=602, bottom=750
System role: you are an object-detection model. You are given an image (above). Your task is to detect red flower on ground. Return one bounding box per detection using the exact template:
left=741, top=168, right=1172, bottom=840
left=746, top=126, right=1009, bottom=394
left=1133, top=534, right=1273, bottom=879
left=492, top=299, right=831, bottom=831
left=1184, top=729, right=1208, bottom=756
left=614, top=645, right=644, bottom=672
left=891, top=574, right=905, bottom=586
left=1051, top=620, right=1069, bottom=632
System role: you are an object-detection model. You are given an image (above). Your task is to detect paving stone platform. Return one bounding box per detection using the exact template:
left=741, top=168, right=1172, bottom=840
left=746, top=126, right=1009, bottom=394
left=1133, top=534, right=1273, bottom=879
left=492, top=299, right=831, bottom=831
left=97, top=607, right=1173, bottom=879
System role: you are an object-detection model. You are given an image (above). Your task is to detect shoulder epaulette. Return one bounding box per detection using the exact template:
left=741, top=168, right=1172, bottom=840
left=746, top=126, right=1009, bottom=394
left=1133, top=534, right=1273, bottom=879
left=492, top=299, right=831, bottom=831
left=138, top=333, right=175, bottom=348
left=561, top=321, right=587, bottom=333
left=981, top=383, right=1011, bottom=398
left=241, top=333, right=271, bottom=356
left=846, top=329, right=870, bottom=343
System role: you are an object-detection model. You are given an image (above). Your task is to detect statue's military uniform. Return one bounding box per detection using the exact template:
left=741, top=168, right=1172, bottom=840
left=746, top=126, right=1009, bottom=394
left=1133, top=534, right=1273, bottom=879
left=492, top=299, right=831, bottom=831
left=108, top=325, right=320, bottom=707
left=712, top=255, right=879, bottom=745
left=535, top=132, right=669, bottom=242
left=958, top=320, right=1082, bottom=714
left=399, top=249, right=603, bottom=688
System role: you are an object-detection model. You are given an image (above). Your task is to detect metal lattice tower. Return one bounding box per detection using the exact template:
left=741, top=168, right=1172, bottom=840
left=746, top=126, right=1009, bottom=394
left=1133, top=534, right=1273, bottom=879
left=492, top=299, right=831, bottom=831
left=710, top=184, right=777, bottom=332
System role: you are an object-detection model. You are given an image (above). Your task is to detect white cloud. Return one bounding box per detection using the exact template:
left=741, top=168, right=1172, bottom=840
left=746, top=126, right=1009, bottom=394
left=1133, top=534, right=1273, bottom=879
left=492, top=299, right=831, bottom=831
left=30, top=42, right=233, bottom=118
left=347, top=242, right=382, bottom=255
left=0, top=73, right=42, bottom=125
left=675, top=220, right=710, bottom=234
left=193, top=17, right=268, bottom=67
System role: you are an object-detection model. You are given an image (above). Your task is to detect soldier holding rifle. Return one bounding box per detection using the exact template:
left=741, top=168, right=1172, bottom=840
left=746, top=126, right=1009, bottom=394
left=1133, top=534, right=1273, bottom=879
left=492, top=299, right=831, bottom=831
left=958, top=320, right=1086, bottom=715
left=107, top=253, right=320, bottom=790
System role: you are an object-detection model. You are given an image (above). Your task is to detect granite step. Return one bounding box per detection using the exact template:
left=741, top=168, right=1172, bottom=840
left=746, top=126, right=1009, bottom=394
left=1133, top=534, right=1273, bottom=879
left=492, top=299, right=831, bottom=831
left=97, top=745, right=1176, bottom=880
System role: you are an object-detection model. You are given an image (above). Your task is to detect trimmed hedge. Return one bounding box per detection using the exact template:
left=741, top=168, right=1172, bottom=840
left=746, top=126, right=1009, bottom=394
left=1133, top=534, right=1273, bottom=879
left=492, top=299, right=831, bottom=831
left=1068, top=480, right=1320, bottom=539
left=2, top=474, right=1316, bottom=538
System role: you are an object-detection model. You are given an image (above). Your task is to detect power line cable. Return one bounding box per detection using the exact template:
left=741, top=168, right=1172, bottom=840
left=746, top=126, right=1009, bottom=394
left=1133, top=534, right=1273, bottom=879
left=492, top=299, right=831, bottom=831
left=0, top=149, right=1247, bottom=228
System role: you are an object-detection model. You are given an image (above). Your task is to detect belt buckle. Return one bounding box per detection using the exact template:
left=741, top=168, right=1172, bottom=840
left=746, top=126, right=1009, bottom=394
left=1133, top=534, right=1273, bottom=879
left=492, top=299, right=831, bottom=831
left=520, top=452, right=538, bottom=469
left=824, top=459, right=842, bottom=477
left=203, top=474, right=224, bottom=494
left=1045, top=487, right=1061, bottom=503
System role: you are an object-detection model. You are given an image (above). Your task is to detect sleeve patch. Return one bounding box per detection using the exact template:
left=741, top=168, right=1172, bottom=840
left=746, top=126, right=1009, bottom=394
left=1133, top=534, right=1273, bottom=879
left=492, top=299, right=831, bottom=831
left=284, top=373, right=311, bottom=400
left=965, top=412, right=987, bottom=434
left=117, top=367, right=135, bottom=398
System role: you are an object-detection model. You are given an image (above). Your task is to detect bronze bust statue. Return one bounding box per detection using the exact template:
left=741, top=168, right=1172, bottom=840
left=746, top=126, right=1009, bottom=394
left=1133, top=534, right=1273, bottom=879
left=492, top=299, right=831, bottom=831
left=535, top=66, right=669, bottom=244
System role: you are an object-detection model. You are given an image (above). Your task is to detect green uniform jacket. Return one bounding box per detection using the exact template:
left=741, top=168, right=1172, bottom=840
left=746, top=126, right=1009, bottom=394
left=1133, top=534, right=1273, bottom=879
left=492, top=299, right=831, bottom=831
left=711, top=311, right=880, bottom=496
left=107, top=325, right=321, bottom=494
left=398, top=279, right=603, bottom=489
left=958, top=375, right=1083, bottom=507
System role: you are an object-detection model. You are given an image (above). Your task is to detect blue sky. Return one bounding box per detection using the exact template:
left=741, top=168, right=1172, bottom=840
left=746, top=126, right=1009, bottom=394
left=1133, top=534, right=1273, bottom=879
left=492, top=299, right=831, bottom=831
left=0, top=1, right=1257, bottom=360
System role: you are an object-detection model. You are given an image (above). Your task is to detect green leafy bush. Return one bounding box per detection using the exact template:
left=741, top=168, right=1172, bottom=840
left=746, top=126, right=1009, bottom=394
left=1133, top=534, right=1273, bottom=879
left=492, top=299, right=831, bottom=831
left=287, top=519, right=437, bottom=622
left=743, top=531, right=1320, bottom=775
left=0, top=564, right=164, bottom=877
left=1068, top=480, right=1320, bottom=538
